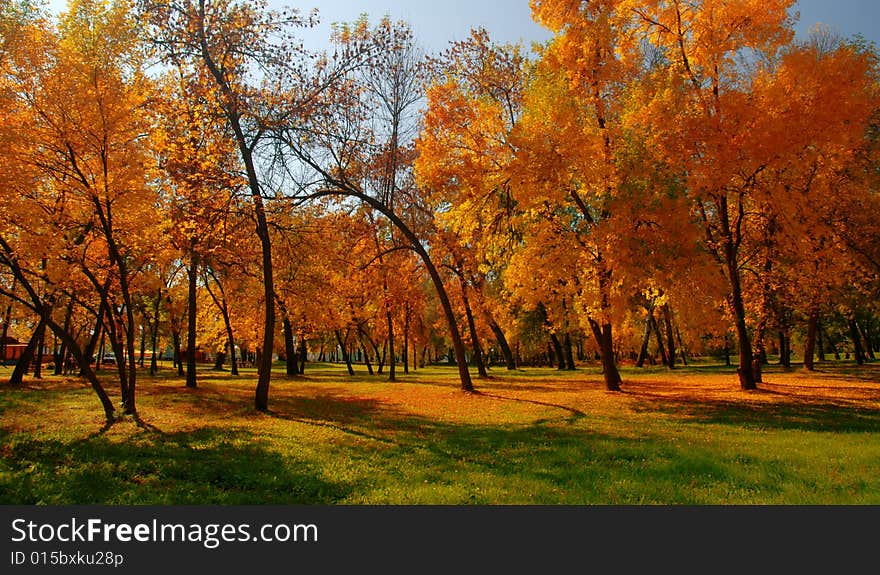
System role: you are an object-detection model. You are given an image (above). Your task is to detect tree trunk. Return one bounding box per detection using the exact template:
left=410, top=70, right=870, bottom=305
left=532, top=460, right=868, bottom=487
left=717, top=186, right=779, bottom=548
left=9, top=318, right=44, bottom=386
left=298, top=336, right=306, bottom=374
left=0, top=252, right=116, bottom=422
left=849, top=319, right=866, bottom=365
left=0, top=288, right=12, bottom=366
left=357, top=329, right=374, bottom=375
left=186, top=250, right=199, bottom=389
left=858, top=318, right=875, bottom=360
left=662, top=305, right=676, bottom=370
left=50, top=318, right=116, bottom=424
left=636, top=313, right=652, bottom=368
left=650, top=315, right=668, bottom=367
left=752, top=330, right=766, bottom=384
left=138, top=319, right=146, bottom=368
left=105, top=312, right=130, bottom=409
left=724, top=224, right=757, bottom=390
left=563, top=332, right=576, bottom=370
left=487, top=318, right=516, bottom=370
left=779, top=329, right=791, bottom=368
left=55, top=300, right=74, bottom=375
left=363, top=328, right=383, bottom=375
left=362, top=346, right=373, bottom=375
left=33, top=320, right=46, bottom=379
left=227, top=334, right=238, bottom=376
left=97, top=329, right=106, bottom=372
left=675, top=325, right=689, bottom=366
left=830, top=333, right=841, bottom=361
left=84, top=298, right=107, bottom=375
left=335, top=329, right=355, bottom=376
left=817, top=322, right=826, bottom=362
left=149, top=291, right=162, bottom=376
left=282, top=316, right=297, bottom=376
left=204, top=270, right=237, bottom=376
left=459, top=277, right=488, bottom=378
left=172, top=329, right=184, bottom=377
left=385, top=310, right=396, bottom=382
left=193, top=12, right=277, bottom=410
left=803, top=307, right=819, bottom=371
left=403, top=308, right=410, bottom=375
left=589, top=318, right=622, bottom=391
left=549, top=333, right=565, bottom=371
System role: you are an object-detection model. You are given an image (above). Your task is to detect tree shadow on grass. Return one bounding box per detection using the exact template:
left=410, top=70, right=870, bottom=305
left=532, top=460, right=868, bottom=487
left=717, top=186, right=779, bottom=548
left=478, top=392, right=586, bottom=423
left=0, top=426, right=352, bottom=505
left=627, top=389, right=880, bottom=433
left=6, top=375, right=880, bottom=505
left=256, top=392, right=790, bottom=504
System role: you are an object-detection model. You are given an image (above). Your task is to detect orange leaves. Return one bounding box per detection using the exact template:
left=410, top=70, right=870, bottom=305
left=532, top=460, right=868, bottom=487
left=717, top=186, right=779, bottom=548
left=624, top=0, right=795, bottom=76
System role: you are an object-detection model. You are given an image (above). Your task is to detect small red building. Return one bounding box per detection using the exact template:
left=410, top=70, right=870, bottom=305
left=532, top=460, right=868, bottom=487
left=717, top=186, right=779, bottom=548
left=1, top=336, right=26, bottom=362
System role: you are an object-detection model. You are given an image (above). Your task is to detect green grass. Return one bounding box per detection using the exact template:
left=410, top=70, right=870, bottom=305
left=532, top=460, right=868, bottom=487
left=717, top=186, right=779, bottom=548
left=1, top=360, right=879, bottom=504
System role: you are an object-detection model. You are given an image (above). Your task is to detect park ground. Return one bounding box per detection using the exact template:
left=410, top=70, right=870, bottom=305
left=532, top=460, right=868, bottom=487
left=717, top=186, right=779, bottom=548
left=1, top=360, right=879, bottom=505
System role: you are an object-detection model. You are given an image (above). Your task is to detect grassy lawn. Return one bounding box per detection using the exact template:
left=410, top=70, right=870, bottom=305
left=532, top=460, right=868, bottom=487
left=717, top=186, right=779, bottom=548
left=1, top=360, right=879, bottom=505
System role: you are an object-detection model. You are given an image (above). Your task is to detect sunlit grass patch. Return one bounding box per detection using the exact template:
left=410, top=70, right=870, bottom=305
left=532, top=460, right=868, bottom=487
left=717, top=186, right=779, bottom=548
left=1, top=361, right=879, bottom=504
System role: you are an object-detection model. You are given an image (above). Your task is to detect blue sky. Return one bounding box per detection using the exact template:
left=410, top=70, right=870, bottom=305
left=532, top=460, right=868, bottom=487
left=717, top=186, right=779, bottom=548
left=276, top=0, right=880, bottom=54
left=44, top=0, right=880, bottom=55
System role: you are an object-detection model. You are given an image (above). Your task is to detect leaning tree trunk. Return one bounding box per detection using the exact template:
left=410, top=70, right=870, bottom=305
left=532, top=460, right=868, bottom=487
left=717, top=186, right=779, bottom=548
left=675, top=325, right=689, bottom=366
left=0, top=250, right=116, bottom=423
left=636, top=313, right=652, bottom=368
left=589, top=318, right=621, bottom=392
left=651, top=315, right=669, bottom=367
left=459, top=277, right=488, bottom=378
left=9, top=318, right=44, bottom=386
left=315, top=186, right=474, bottom=392
left=55, top=300, right=74, bottom=375
left=83, top=297, right=107, bottom=376
left=849, top=319, right=866, bottom=365
left=335, top=329, right=355, bottom=376
left=357, top=328, right=375, bottom=375
left=487, top=318, right=516, bottom=370
left=50, top=319, right=115, bottom=424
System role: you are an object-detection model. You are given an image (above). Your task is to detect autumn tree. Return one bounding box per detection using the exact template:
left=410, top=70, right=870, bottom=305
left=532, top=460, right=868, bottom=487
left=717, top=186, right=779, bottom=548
left=511, top=0, right=654, bottom=390
left=621, top=0, right=874, bottom=389
left=416, top=30, right=527, bottom=374
left=0, top=0, right=158, bottom=418
left=277, top=17, right=476, bottom=392
left=139, top=0, right=324, bottom=410
left=153, top=56, right=246, bottom=387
